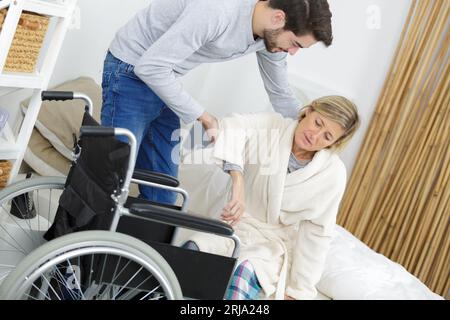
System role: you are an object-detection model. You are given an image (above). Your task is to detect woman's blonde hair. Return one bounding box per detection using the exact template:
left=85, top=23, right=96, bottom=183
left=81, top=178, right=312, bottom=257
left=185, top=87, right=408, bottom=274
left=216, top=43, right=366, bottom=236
left=298, top=95, right=360, bottom=151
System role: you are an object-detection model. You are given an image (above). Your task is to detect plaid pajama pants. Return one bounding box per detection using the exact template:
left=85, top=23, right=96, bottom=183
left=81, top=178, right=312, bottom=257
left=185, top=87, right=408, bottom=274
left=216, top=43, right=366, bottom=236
left=225, top=260, right=262, bottom=300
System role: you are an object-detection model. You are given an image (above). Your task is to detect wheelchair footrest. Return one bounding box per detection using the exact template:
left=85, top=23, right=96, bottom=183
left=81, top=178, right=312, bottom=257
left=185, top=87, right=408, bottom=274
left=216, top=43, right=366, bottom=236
left=146, top=240, right=237, bottom=300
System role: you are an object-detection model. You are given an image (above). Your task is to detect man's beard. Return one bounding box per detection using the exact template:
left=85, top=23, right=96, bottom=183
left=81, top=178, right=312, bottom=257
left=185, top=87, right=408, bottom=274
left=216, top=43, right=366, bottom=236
left=263, top=28, right=283, bottom=52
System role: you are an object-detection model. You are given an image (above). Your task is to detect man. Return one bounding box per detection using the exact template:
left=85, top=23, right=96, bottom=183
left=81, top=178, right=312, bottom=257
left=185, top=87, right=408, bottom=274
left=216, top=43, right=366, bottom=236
left=101, top=0, right=333, bottom=204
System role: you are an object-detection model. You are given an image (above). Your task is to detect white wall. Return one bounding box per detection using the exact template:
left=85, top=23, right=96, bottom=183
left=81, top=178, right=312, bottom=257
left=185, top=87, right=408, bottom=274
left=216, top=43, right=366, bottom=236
left=48, top=0, right=149, bottom=86
left=2, top=0, right=412, bottom=177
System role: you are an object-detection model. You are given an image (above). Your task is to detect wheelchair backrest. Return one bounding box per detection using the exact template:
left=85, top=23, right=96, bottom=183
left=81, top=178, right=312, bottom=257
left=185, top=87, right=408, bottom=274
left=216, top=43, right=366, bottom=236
left=44, top=112, right=131, bottom=240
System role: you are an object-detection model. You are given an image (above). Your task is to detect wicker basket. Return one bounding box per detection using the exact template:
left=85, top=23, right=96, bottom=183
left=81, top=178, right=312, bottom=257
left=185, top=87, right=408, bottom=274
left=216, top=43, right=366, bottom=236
left=0, top=160, right=12, bottom=189
left=0, top=8, right=50, bottom=73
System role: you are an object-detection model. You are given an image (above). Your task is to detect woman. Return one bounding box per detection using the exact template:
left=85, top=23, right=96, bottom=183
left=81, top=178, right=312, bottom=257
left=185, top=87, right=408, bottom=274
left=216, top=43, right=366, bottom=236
left=184, top=95, right=360, bottom=300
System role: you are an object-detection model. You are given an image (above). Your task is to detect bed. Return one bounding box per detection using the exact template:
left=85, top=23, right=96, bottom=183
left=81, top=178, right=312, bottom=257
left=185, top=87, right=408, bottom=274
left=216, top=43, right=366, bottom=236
left=175, top=147, right=443, bottom=300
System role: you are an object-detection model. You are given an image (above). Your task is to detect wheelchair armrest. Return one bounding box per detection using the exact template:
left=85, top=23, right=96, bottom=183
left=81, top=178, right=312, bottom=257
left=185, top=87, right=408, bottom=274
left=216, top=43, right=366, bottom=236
left=132, top=169, right=179, bottom=188
left=129, top=203, right=233, bottom=237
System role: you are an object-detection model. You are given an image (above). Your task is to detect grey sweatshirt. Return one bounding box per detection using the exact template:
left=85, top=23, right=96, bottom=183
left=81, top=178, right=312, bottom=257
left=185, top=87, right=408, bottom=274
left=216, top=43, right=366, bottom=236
left=109, top=0, right=300, bottom=123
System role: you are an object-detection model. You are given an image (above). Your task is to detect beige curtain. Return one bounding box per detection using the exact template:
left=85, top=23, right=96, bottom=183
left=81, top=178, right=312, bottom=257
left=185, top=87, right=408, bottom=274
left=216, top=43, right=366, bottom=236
left=337, top=0, right=449, bottom=298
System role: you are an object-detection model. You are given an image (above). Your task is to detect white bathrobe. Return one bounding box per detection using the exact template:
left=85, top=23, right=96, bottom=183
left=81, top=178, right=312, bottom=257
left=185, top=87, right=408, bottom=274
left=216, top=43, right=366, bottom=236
left=186, top=112, right=347, bottom=300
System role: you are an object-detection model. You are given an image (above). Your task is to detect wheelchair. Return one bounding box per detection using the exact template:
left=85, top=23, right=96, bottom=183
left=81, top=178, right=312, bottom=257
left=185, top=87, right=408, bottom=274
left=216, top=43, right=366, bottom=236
left=0, top=91, right=240, bottom=300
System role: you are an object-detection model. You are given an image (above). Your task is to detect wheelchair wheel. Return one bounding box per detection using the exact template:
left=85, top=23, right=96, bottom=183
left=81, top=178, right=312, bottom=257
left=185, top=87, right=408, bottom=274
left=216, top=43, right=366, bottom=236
left=0, top=177, right=66, bottom=284
left=0, top=230, right=183, bottom=300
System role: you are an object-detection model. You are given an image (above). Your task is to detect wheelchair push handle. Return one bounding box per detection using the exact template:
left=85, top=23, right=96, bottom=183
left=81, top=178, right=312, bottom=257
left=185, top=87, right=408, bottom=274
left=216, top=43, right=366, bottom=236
left=41, top=91, right=73, bottom=101
left=80, top=126, right=115, bottom=137
left=41, top=91, right=94, bottom=116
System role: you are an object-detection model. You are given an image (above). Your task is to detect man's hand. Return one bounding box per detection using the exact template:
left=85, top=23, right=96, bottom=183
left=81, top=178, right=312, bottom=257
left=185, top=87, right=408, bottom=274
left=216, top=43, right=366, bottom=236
left=221, top=171, right=245, bottom=226
left=285, top=294, right=295, bottom=300
left=197, top=111, right=218, bottom=143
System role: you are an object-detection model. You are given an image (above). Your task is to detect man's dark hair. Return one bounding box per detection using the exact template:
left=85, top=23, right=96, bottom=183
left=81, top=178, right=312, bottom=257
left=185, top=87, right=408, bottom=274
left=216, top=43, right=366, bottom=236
left=268, top=0, right=333, bottom=46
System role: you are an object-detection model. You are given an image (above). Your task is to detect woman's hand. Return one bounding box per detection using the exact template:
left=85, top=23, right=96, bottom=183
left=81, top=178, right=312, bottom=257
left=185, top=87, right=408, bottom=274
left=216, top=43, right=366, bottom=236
left=221, top=171, right=245, bottom=226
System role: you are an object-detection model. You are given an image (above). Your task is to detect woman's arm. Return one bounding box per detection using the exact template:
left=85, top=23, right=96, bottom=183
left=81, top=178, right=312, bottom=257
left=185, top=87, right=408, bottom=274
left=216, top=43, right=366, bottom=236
left=213, top=112, right=285, bottom=225
left=220, top=170, right=245, bottom=226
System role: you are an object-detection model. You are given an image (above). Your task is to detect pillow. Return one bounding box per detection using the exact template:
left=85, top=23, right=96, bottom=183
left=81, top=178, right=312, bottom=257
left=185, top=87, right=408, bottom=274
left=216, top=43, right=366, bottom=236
left=24, top=128, right=71, bottom=177
left=263, top=83, right=311, bottom=116
left=25, top=128, right=141, bottom=199
left=21, top=77, right=102, bottom=160
left=291, top=85, right=311, bottom=107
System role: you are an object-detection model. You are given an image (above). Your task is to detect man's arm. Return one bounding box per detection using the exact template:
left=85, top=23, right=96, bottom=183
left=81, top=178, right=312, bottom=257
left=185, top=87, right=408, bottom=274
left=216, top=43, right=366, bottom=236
left=256, top=50, right=301, bottom=119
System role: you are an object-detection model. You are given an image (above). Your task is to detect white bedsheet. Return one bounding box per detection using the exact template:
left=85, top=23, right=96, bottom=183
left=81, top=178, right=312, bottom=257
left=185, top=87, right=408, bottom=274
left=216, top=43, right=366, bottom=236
left=177, top=150, right=444, bottom=300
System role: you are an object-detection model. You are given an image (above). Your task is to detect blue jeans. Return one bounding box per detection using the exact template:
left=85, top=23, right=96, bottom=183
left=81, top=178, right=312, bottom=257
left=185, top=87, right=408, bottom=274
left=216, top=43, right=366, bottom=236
left=101, top=51, right=180, bottom=205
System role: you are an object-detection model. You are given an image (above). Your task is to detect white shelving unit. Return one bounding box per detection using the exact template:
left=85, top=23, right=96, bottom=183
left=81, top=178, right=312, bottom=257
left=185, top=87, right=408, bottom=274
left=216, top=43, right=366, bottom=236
left=0, top=0, right=77, bottom=184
